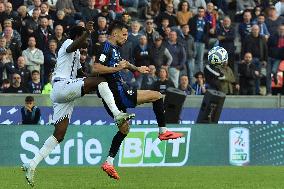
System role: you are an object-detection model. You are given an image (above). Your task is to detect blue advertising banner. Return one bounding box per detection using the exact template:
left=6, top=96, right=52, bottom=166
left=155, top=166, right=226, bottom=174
left=0, top=106, right=283, bottom=125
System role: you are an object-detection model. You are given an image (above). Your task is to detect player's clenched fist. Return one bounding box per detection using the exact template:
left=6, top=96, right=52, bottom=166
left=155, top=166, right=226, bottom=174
left=138, top=66, right=150, bottom=73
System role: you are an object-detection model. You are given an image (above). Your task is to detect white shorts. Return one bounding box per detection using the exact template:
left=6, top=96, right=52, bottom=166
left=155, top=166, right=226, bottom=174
left=50, top=78, right=84, bottom=124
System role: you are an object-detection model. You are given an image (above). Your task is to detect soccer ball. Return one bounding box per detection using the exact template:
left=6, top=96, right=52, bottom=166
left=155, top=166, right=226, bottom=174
left=208, top=46, right=228, bottom=65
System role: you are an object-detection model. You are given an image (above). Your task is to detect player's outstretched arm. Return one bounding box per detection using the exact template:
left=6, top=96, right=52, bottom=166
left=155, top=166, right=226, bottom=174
left=92, top=63, right=124, bottom=75
left=125, top=61, right=150, bottom=73
left=66, top=21, right=94, bottom=53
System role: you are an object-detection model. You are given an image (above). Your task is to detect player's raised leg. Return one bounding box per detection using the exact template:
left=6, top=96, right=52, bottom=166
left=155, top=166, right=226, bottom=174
left=84, top=77, right=135, bottom=125
left=137, top=90, right=183, bottom=140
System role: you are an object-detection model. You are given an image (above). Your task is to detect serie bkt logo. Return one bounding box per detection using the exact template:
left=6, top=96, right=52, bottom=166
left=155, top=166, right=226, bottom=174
left=118, top=128, right=191, bottom=167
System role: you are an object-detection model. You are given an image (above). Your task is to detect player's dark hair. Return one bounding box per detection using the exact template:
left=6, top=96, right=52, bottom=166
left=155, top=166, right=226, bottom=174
left=68, top=26, right=86, bottom=40
left=107, top=20, right=128, bottom=35
left=25, top=96, right=34, bottom=102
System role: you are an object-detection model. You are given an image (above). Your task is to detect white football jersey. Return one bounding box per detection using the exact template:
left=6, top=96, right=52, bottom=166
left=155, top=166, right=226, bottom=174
left=52, top=39, right=82, bottom=80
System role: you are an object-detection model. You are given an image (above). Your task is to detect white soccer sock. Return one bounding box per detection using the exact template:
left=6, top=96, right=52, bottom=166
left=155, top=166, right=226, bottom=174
left=30, top=135, right=58, bottom=170
left=159, top=127, right=167, bottom=134
left=106, top=156, right=114, bottom=165
left=98, top=82, right=121, bottom=117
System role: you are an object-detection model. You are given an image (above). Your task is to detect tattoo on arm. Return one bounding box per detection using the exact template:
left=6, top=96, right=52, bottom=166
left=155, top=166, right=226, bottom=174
left=127, top=62, right=138, bottom=72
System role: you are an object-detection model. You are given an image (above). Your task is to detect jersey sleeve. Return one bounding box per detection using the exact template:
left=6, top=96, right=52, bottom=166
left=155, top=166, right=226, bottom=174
left=61, top=39, right=73, bottom=53
left=94, top=43, right=109, bottom=66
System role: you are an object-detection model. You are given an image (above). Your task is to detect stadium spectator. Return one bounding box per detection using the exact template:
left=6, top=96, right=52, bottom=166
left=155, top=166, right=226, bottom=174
left=252, top=6, right=262, bottom=21
left=52, top=24, right=66, bottom=49
left=178, top=75, right=192, bottom=95
left=237, top=0, right=256, bottom=12
left=28, top=70, right=42, bottom=94
left=149, top=35, right=172, bottom=71
left=0, top=47, right=6, bottom=84
left=128, top=21, right=142, bottom=50
left=3, top=73, right=29, bottom=93
left=46, top=0, right=58, bottom=14
left=95, top=5, right=114, bottom=25
left=176, top=1, right=193, bottom=26
left=120, top=0, right=147, bottom=14
left=23, top=8, right=40, bottom=49
left=119, top=39, right=134, bottom=64
left=55, top=0, right=76, bottom=16
left=21, top=96, right=41, bottom=124
left=166, top=30, right=186, bottom=88
left=155, top=3, right=178, bottom=28
left=191, top=71, right=208, bottom=95
left=2, top=19, right=22, bottom=46
left=28, top=0, right=42, bottom=16
left=157, top=18, right=170, bottom=38
left=216, top=16, right=236, bottom=71
left=238, top=52, right=260, bottom=95
left=92, top=33, right=107, bottom=58
left=120, top=11, right=131, bottom=29
left=265, top=6, right=284, bottom=36
left=238, top=10, right=253, bottom=45
left=17, top=6, right=30, bottom=31
left=219, top=61, right=239, bottom=95
left=43, top=40, right=57, bottom=84
left=22, top=36, right=44, bottom=73
left=242, top=24, right=268, bottom=94
left=3, top=49, right=17, bottom=81
left=81, top=0, right=99, bottom=22
left=72, top=0, right=88, bottom=12
left=91, top=17, right=108, bottom=45
left=152, top=67, right=175, bottom=94
left=141, top=65, right=158, bottom=90
left=189, top=6, right=210, bottom=72
left=188, top=0, right=206, bottom=15
left=144, top=0, right=161, bottom=19
left=0, top=2, right=5, bottom=21
left=205, top=2, right=218, bottom=42
left=267, top=24, right=284, bottom=86
left=53, top=10, right=70, bottom=32
left=160, top=0, right=175, bottom=12
left=15, top=56, right=31, bottom=86
left=42, top=73, right=52, bottom=94
left=2, top=26, right=22, bottom=62
left=140, top=19, right=160, bottom=46
left=253, top=13, right=270, bottom=41
left=1, top=2, right=21, bottom=31
left=39, top=2, right=52, bottom=22
left=179, top=24, right=195, bottom=84
left=80, top=49, right=92, bottom=75
left=0, top=79, right=10, bottom=92
left=133, top=35, right=151, bottom=88
left=34, top=17, right=54, bottom=53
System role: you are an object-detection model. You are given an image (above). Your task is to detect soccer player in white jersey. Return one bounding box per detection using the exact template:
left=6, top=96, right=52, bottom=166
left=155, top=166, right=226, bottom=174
left=21, top=21, right=134, bottom=187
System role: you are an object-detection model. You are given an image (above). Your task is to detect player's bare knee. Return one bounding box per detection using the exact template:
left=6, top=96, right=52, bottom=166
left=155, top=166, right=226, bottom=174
left=119, top=122, right=130, bottom=135
left=54, top=134, right=64, bottom=143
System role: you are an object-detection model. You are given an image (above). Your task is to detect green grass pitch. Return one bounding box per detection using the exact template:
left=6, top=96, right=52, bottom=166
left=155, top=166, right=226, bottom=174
left=1, top=166, right=283, bottom=189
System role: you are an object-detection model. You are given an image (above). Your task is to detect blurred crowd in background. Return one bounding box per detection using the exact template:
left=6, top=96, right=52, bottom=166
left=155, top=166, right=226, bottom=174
left=0, top=0, right=284, bottom=96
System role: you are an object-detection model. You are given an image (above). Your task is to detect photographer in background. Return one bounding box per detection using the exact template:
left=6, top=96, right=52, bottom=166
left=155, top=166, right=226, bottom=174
left=21, top=96, right=41, bottom=125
